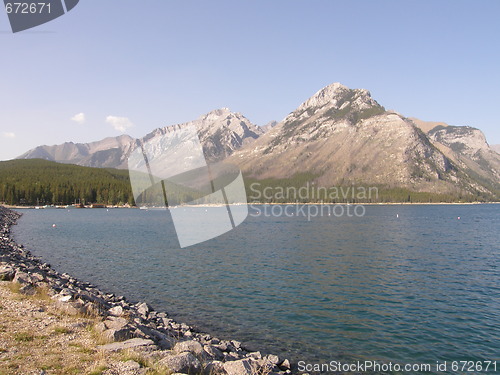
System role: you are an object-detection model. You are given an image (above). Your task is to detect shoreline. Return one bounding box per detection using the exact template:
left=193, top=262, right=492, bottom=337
left=0, top=206, right=292, bottom=375
left=3, top=201, right=499, bottom=210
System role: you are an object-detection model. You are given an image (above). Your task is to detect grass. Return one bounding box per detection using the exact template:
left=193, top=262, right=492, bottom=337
left=54, top=326, right=72, bottom=334
left=0, top=281, right=127, bottom=374
left=87, top=365, right=108, bottom=375
left=13, top=332, right=34, bottom=342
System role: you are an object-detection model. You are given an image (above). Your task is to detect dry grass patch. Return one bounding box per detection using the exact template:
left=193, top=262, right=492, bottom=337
left=0, top=281, right=129, bottom=374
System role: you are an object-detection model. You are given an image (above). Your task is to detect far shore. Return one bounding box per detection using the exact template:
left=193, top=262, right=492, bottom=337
left=3, top=201, right=499, bottom=210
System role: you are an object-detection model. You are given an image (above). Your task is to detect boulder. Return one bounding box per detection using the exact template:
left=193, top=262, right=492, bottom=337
left=13, top=271, right=30, bottom=284
left=223, top=359, right=255, bottom=375
left=108, top=305, right=124, bottom=316
left=265, top=354, right=280, bottom=365
left=55, top=300, right=85, bottom=315
left=137, top=302, right=150, bottom=317
left=19, top=284, right=36, bottom=295
left=98, top=337, right=155, bottom=351
left=158, top=336, right=176, bottom=350
left=204, top=345, right=224, bottom=361
left=247, top=351, right=262, bottom=360
left=158, top=352, right=201, bottom=374
left=279, top=359, right=291, bottom=370
left=103, top=327, right=135, bottom=342
left=0, top=264, right=15, bottom=281
left=104, top=316, right=129, bottom=330
left=174, top=340, right=205, bottom=357
left=203, top=360, right=226, bottom=375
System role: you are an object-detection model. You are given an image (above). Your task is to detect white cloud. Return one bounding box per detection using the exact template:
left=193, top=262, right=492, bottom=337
left=71, top=112, right=86, bottom=124
left=2, top=132, right=16, bottom=138
left=106, top=115, right=134, bottom=133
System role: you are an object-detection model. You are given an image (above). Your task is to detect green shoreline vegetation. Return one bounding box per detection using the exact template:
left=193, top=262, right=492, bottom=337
left=0, top=159, right=496, bottom=207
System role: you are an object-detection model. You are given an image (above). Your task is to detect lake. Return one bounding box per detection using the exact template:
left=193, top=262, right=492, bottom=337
left=12, top=204, right=500, bottom=373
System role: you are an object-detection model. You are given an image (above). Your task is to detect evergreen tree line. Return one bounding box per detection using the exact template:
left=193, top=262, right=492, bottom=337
left=0, top=159, right=134, bottom=206
left=0, top=159, right=493, bottom=206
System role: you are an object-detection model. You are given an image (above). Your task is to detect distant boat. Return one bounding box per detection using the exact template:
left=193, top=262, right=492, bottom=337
left=139, top=206, right=148, bottom=210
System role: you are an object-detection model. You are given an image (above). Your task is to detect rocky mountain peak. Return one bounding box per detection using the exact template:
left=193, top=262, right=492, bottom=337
left=294, top=82, right=379, bottom=114
left=201, top=107, right=233, bottom=122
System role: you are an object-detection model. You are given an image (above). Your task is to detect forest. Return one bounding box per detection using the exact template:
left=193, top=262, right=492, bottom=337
left=0, top=159, right=134, bottom=206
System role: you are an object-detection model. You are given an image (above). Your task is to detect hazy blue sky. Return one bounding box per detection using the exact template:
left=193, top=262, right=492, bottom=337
left=1, top=0, right=499, bottom=160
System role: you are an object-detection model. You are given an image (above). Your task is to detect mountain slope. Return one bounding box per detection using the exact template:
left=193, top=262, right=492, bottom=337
left=18, top=135, right=135, bottom=168
left=230, top=83, right=498, bottom=199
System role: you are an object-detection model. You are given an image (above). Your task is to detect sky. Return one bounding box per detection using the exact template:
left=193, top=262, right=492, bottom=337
left=1, top=0, right=500, bottom=161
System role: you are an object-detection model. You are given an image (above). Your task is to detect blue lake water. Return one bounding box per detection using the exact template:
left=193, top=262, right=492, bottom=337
left=12, top=204, right=500, bottom=372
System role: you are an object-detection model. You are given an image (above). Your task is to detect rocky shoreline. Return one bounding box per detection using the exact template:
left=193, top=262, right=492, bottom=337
left=0, top=206, right=293, bottom=375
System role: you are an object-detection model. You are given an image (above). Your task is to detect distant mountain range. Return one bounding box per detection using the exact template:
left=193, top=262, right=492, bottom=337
left=17, top=83, right=500, bottom=200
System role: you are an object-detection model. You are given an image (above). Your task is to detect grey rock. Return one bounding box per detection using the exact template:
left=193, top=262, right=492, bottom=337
left=158, top=337, right=176, bottom=350
left=223, top=359, right=256, bottom=375
left=77, top=290, right=110, bottom=308
left=83, top=301, right=103, bottom=316
left=104, top=316, right=128, bottom=330
left=108, top=305, right=124, bottom=316
left=204, top=345, right=224, bottom=360
left=137, top=302, right=150, bottom=317
left=158, top=352, right=201, bottom=374
left=94, top=321, right=107, bottom=333
left=174, top=340, right=205, bottom=357
left=30, top=272, right=45, bottom=283
left=0, top=264, right=15, bottom=281
left=54, top=300, right=85, bottom=315
left=103, top=327, right=135, bottom=342
left=52, top=294, right=72, bottom=302
left=13, top=271, right=30, bottom=284
left=231, top=340, right=242, bottom=350
left=279, top=359, right=291, bottom=370
left=247, top=351, right=262, bottom=360
left=224, top=352, right=242, bottom=361
left=266, top=354, right=280, bottom=365
left=98, top=338, right=154, bottom=351
left=19, top=284, right=36, bottom=295
left=137, top=325, right=170, bottom=341
left=203, top=360, right=226, bottom=375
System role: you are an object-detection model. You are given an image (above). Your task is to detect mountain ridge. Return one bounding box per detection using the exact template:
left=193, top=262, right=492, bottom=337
left=16, top=83, right=500, bottom=200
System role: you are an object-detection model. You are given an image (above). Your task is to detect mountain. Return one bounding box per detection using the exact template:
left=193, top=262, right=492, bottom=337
left=18, top=109, right=262, bottom=169
left=18, top=135, right=135, bottom=168
left=490, top=144, right=500, bottom=154
left=261, top=121, right=278, bottom=133
left=229, top=83, right=500, bottom=199
left=139, top=108, right=263, bottom=165
left=16, top=83, right=500, bottom=201
left=407, top=118, right=500, bottom=195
